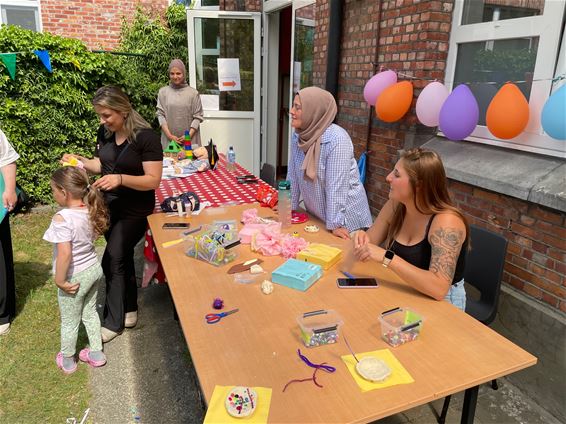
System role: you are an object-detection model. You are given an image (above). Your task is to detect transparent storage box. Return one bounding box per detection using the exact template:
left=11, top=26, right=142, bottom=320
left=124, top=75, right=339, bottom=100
left=185, top=224, right=240, bottom=266
left=297, top=309, right=343, bottom=348
left=379, top=307, right=423, bottom=347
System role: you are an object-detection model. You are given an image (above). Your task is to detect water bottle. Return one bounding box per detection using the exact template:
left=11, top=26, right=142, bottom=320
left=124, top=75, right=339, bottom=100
left=278, top=180, right=292, bottom=228
left=227, top=146, right=236, bottom=172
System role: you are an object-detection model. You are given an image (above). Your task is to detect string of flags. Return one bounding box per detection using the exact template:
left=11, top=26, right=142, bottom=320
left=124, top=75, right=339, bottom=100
left=363, top=69, right=566, bottom=141
left=0, top=49, right=53, bottom=79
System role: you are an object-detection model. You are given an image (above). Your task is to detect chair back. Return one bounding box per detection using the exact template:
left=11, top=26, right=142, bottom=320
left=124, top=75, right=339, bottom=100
left=464, top=225, right=508, bottom=325
left=260, top=163, right=276, bottom=188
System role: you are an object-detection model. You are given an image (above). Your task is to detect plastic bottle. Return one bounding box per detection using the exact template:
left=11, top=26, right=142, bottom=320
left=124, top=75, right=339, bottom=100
left=277, top=180, right=292, bottom=228
left=227, top=146, right=236, bottom=172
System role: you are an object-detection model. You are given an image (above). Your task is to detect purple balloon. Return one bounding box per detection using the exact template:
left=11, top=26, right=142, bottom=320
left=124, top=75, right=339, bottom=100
left=363, top=70, right=397, bottom=106
left=439, top=84, right=480, bottom=140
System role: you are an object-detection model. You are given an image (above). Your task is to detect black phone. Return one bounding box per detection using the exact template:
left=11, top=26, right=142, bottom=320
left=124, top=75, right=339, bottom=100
left=337, top=278, right=379, bottom=288
left=162, top=222, right=190, bottom=229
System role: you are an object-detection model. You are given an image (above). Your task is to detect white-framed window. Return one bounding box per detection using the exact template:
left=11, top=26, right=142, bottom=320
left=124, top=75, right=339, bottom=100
left=0, top=0, right=41, bottom=32
left=445, top=0, right=566, bottom=158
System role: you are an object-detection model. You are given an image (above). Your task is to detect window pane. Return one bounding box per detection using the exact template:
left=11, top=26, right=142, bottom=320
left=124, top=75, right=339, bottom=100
left=461, top=0, right=544, bottom=25
left=195, top=18, right=254, bottom=111
left=454, top=38, right=538, bottom=126
left=2, top=6, right=38, bottom=31
left=293, top=4, right=315, bottom=91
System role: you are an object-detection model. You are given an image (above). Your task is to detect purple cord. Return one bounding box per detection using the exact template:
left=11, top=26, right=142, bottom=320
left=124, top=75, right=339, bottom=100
left=297, top=349, right=336, bottom=373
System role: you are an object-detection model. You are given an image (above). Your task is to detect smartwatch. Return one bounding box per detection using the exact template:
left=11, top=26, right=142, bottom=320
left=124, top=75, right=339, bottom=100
left=382, top=250, right=395, bottom=268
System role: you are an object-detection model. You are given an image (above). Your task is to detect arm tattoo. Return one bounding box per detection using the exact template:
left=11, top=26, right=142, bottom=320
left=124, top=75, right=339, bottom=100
left=429, top=227, right=464, bottom=282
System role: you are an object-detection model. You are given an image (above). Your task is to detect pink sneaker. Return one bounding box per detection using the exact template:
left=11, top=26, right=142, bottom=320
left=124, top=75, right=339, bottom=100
left=79, top=348, right=107, bottom=367
left=56, top=352, right=77, bottom=374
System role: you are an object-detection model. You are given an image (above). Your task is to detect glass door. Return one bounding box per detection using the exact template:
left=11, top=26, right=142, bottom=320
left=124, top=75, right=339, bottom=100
left=187, top=10, right=261, bottom=174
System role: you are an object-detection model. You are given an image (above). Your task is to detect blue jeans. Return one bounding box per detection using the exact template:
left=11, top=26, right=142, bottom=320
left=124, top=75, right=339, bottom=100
left=444, top=279, right=466, bottom=311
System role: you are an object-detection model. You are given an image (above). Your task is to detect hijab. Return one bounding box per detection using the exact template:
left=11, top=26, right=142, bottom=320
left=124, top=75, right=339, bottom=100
left=168, top=59, right=189, bottom=89
left=295, top=87, right=337, bottom=180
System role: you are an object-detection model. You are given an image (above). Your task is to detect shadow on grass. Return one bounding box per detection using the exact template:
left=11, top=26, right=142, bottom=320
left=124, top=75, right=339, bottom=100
left=14, top=260, right=51, bottom=317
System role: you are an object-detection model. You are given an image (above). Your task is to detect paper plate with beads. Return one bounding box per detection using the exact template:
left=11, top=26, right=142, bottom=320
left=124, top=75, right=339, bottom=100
left=355, top=356, right=391, bottom=382
left=225, top=386, right=258, bottom=418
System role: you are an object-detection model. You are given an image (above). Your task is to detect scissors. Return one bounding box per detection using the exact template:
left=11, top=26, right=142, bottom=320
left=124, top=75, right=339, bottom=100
left=205, top=308, right=239, bottom=324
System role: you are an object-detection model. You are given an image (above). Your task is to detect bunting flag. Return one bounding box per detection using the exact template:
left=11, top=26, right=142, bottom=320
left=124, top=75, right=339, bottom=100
left=33, top=49, right=52, bottom=72
left=0, top=53, right=16, bottom=80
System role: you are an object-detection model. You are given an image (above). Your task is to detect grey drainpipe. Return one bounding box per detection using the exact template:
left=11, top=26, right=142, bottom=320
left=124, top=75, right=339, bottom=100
left=326, top=0, right=343, bottom=99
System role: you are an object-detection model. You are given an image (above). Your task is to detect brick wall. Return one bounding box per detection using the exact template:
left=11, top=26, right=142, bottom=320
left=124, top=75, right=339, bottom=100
left=316, top=0, right=565, bottom=313
left=41, top=0, right=169, bottom=50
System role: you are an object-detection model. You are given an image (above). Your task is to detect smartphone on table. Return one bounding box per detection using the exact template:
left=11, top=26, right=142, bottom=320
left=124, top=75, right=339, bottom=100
left=337, top=278, right=379, bottom=288
left=162, top=222, right=190, bottom=229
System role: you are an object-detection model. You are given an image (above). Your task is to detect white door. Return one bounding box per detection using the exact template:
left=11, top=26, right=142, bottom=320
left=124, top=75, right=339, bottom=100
left=187, top=10, right=261, bottom=174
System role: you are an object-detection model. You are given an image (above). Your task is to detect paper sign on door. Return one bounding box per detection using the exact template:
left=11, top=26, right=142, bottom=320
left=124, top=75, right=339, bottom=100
left=218, top=58, right=241, bottom=92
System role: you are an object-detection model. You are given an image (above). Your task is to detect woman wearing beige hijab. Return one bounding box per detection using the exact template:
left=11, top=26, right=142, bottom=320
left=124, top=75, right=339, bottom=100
left=156, top=59, right=204, bottom=149
left=287, top=87, right=372, bottom=239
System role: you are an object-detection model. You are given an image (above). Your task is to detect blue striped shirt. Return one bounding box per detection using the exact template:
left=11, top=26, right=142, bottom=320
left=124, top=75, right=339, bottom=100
left=287, top=124, right=373, bottom=232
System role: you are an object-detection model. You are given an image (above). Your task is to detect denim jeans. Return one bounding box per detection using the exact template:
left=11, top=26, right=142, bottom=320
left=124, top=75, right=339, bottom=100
left=444, top=279, right=466, bottom=311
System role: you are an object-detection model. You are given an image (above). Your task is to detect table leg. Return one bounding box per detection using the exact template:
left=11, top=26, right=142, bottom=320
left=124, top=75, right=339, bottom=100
left=460, top=385, right=479, bottom=424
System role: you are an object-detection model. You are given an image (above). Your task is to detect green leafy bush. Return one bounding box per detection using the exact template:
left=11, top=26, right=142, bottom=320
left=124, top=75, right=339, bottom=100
left=0, top=3, right=188, bottom=203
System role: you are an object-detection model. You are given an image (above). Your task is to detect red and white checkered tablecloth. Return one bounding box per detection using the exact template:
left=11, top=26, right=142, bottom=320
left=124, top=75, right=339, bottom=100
left=143, top=155, right=275, bottom=286
left=154, top=155, right=272, bottom=211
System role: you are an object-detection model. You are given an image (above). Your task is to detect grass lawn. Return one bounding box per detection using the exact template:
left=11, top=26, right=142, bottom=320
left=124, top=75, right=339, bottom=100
left=0, top=207, right=94, bottom=423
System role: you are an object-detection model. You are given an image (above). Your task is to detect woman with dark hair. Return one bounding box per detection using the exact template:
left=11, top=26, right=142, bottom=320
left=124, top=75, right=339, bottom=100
left=157, top=59, right=204, bottom=149
left=62, top=86, right=163, bottom=342
left=353, top=148, right=469, bottom=309
left=287, top=87, right=372, bottom=239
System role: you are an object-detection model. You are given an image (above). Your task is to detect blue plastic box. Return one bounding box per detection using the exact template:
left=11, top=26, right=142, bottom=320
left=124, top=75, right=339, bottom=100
left=271, top=259, right=323, bottom=291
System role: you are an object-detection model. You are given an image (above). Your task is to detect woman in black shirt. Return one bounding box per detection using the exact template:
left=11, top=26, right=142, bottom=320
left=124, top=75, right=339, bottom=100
left=353, top=148, right=469, bottom=310
left=63, top=86, right=163, bottom=341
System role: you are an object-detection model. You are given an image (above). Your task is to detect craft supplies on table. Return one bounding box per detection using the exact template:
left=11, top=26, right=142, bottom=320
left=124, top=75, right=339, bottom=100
left=185, top=225, right=240, bottom=266
left=341, top=349, right=414, bottom=392
left=205, top=308, right=239, bottom=324
left=271, top=259, right=323, bottom=291
left=203, top=385, right=272, bottom=424
left=296, top=243, right=342, bottom=270
left=379, top=307, right=424, bottom=347
left=297, top=309, right=343, bottom=348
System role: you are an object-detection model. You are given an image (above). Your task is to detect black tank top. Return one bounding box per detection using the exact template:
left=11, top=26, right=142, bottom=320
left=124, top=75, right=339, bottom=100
left=390, top=216, right=467, bottom=285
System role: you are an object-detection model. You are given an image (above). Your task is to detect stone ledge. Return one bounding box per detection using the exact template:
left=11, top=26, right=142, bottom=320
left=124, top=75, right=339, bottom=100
left=422, top=137, right=566, bottom=213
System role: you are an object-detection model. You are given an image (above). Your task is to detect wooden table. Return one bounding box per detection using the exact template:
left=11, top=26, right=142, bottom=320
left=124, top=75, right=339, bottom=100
left=147, top=204, right=536, bottom=424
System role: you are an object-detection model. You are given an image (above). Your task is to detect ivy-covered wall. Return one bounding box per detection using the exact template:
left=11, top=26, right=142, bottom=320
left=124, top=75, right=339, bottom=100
left=0, top=4, right=188, bottom=203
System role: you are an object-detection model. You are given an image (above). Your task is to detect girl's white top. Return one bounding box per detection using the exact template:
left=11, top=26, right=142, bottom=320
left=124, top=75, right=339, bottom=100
left=43, top=208, right=99, bottom=278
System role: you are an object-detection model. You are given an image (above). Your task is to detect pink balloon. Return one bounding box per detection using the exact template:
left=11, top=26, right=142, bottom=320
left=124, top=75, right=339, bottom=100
left=416, top=81, right=449, bottom=127
left=363, top=70, right=397, bottom=106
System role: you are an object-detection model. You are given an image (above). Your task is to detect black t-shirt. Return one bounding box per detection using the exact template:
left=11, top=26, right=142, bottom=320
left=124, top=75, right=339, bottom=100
left=94, top=125, right=163, bottom=217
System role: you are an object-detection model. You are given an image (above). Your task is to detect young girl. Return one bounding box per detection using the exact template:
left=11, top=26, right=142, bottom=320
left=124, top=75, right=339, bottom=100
left=43, top=167, right=109, bottom=374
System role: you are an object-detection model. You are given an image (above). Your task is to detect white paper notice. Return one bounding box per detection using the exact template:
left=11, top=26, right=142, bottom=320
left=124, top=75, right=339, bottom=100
left=200, top=94, right=219, bottom=111
left=217, top=58, right=241, bottom=92
left=293, top=61, right=302, bottom=93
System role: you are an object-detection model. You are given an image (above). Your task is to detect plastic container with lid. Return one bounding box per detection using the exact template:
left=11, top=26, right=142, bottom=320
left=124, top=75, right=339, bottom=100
left=379, top=307, right=423, bottom=347
left=297, top=309, right=343, bottom=348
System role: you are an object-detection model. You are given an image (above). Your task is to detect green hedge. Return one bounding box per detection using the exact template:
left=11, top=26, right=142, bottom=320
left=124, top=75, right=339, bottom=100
left=0, top=4, right=188, bottom=203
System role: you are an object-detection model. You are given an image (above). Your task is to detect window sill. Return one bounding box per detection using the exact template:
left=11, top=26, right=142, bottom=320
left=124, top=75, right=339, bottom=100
left=422, top=137, right=566, bottom=213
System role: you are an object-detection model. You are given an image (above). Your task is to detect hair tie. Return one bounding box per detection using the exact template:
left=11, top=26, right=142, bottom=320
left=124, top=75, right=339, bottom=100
left=86, top=184, right=91, bottom=192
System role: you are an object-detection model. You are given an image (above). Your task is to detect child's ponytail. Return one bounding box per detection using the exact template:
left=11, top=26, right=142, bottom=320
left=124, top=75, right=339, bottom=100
left=84, top=184, right=109, bottom=238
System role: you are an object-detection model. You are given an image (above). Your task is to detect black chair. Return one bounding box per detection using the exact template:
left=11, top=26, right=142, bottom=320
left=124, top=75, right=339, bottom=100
left=438, top=224, right=508, bottom=424
left=260, top=163, right=276, bottom=188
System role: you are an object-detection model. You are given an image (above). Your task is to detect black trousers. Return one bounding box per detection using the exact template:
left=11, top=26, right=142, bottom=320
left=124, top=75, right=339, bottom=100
left=102, top=214, right=147, bottom=332
left=0, top=216, right=15, bottom=325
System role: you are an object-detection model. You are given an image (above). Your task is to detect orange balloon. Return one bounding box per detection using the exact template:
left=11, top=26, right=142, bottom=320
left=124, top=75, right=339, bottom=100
left=376, top=81, right=414, bottom=122
left=486, top=83, right=530, bottom=139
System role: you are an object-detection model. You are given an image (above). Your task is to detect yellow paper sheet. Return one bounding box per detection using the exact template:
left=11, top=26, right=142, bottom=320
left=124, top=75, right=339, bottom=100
left=341, top=349, right=414, bottom=392
left=203, top=385, right=272, bottom=424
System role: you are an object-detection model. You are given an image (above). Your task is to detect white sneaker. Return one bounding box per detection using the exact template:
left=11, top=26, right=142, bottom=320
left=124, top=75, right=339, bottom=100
left=0, top=322, right=10, bottom=336
left=101, top=327, right=121, bottom=343
left=125, top=311, right=138, bottom=328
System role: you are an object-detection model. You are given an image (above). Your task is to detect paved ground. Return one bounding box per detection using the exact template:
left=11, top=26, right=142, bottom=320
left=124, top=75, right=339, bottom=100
left=87, top=283, right=560, bottom=424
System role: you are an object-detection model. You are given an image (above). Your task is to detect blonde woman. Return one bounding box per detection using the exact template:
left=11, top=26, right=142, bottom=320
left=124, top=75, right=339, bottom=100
left=62, top=86, right=163, bottom=342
